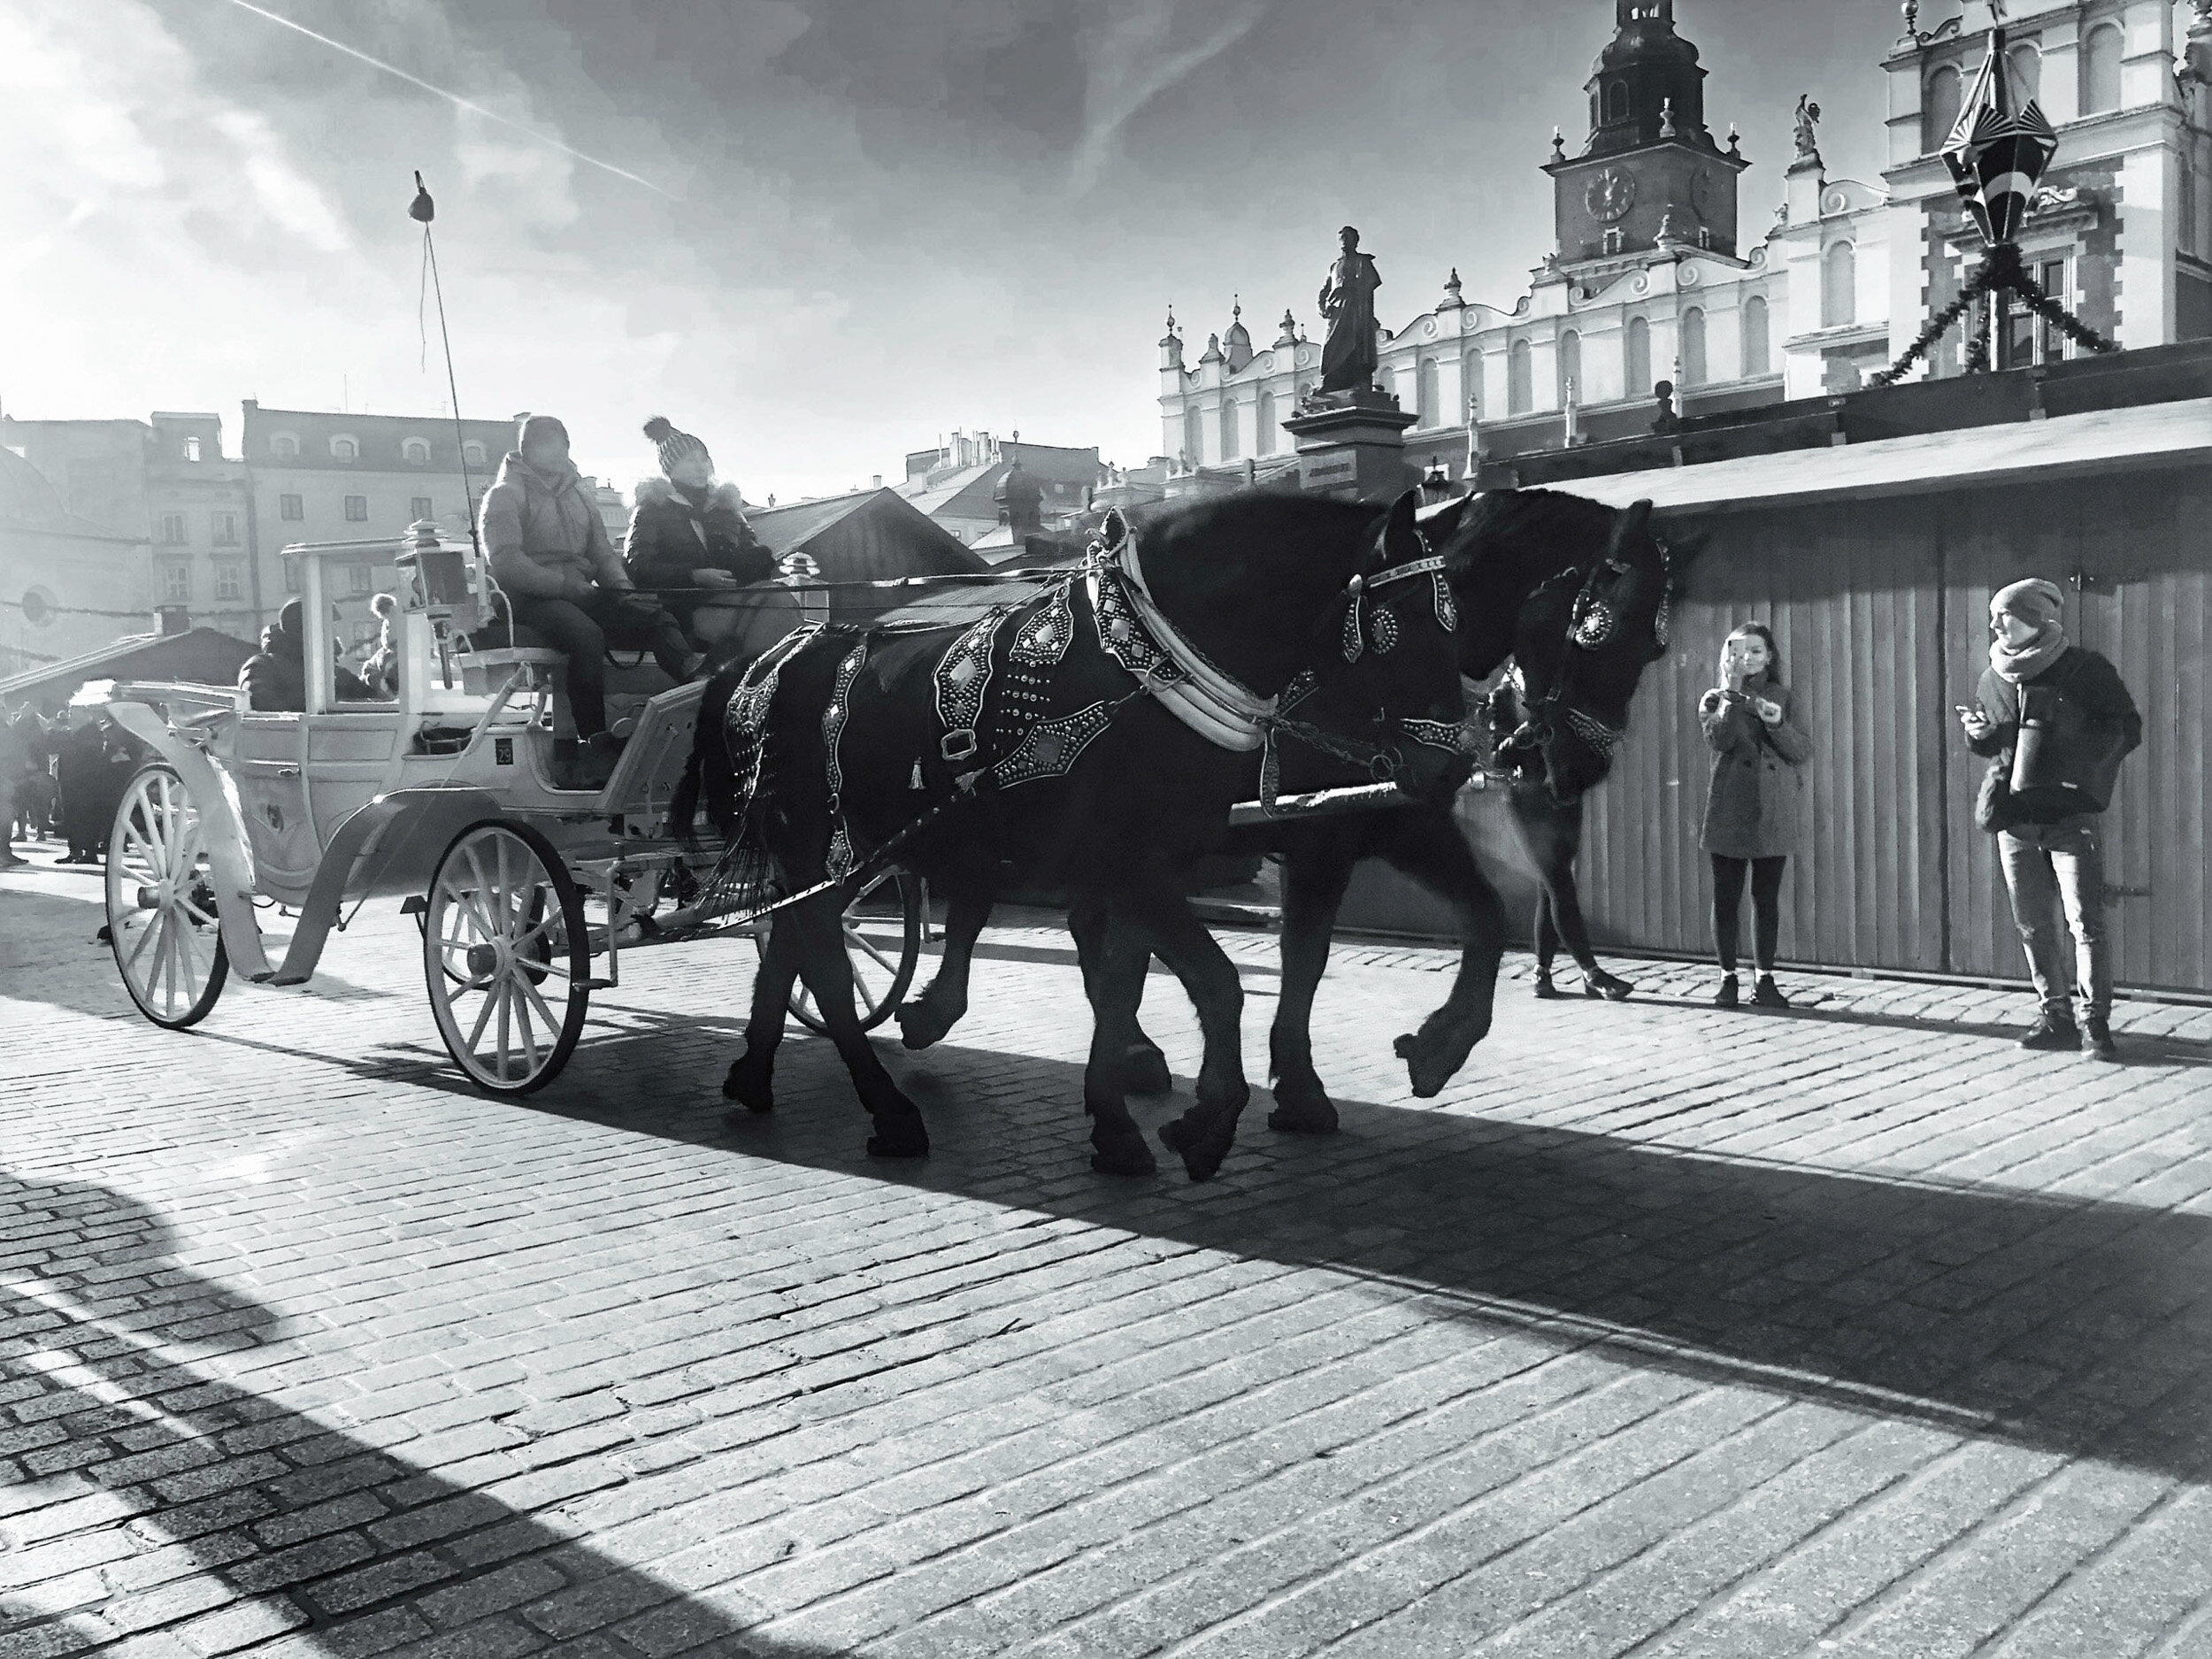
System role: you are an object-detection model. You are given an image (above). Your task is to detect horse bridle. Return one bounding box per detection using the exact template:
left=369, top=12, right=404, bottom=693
left=1501, top=532, right=1674, bottom=766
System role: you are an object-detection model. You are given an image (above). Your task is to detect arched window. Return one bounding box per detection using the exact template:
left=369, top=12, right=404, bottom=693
left=270, top=433, right=299, bottom=458
left=1625, top=317, right=1651, bottom=399
left=2006, top=42, right=2041, bottom=106
left=1417, top=358, right=1440, bottom=426
left=1557, top=330, right=1582, bottom=404
left=1680, top=308, right=1708, bottom=386
left=2083, top=24, right=2123, bottom=114
left=1924, top=64, right=1962, bottom=154
left=402, top=437, right=431, bottom=465
left=330, top=434, right=357, bottom=461
left=1183, top=405, right=1203, bottom=467
left=462, top=441, right=487, bottom=466
left=1822, top=242, right=1857, bottom=327
left=1742, top=296, right=1771, bottom=377
left=1220, top=399, right=1240, bottom=463
left=1256, top=387, right=1277, bottom=454
left=1607, top=81, right=1629, bottom=122
left=1507, top=340, right=1533, bottom=416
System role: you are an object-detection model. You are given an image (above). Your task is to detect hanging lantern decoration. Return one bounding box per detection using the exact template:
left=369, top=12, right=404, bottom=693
left=1941, top=28, right=2058, bottom=247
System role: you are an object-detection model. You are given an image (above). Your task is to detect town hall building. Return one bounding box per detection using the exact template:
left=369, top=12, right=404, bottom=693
left=1157, top=0, right=2212, bottom=484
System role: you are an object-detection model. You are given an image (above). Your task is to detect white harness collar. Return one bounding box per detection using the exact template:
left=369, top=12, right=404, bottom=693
left=1087, top=525, right=1279, bottom=753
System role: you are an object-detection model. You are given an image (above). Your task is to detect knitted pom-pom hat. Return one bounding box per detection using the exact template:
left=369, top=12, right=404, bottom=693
left=643, top=416, right=711, bottom=478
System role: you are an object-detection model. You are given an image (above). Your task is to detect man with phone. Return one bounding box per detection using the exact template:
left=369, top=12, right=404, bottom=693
left=1959, top=578, right=2140, bottom=1058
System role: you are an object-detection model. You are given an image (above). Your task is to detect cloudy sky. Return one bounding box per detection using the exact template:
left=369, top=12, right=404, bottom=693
left=5, top=0, right=1930, bottom=500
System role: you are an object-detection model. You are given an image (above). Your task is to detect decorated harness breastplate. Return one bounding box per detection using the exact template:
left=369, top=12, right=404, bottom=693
left=924, top=574, right=1123, bottom=796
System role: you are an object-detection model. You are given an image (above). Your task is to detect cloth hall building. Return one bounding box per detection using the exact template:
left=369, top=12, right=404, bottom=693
left=1157, top=0, right=2212, bottom=483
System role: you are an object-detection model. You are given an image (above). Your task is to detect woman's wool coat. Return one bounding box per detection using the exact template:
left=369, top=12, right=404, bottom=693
left=1698, top=674, right=1812, bottom=859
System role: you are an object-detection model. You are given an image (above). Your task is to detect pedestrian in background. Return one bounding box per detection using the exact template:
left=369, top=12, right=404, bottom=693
left=1698, top=622, right=1810, bottom=1009
left=1959, top=578, right=2140, bottom=1059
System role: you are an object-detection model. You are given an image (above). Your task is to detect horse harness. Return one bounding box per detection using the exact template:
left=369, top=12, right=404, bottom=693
left=1496, top=532, right=1677, bottom=768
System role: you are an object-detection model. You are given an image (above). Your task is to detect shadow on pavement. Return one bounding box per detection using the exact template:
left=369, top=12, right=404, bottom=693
left=528, top=1015, right=2212, bottom=1489
left=0, top=1169, right=850, bottom=1657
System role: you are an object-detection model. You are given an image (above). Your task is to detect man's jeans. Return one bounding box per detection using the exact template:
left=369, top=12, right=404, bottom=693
left=1998, top=816, right=2111, bottom=1023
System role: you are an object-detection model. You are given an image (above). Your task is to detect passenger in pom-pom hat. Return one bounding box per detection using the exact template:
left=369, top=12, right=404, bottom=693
left=623, top=417, right=775, bottom=641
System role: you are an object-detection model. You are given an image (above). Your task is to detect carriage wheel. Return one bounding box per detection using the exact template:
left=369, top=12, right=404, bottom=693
left=761, top=870, right=923, bottom=1034
left=105, top=764, right=229, bottom=1030
left=424, top=822, right=590, bottom=1095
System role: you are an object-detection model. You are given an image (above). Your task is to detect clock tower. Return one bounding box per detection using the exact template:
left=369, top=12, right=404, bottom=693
left=1546, top=1, right=1748, bottom=266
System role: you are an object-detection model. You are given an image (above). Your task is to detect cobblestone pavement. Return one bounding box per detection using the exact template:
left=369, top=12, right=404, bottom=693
left=3, top=847, right=2210, bottom=1659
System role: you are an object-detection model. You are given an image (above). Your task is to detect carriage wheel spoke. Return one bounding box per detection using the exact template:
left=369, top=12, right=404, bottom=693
left=846, top=928, right=902, bottom=981
left=495, top=974, right=513, bottom=1079
left=513, top=976, right=541, bottom=1074
left=465, top=981, right=498, bottom=1052
left=125, top=907, right=163, bottom=975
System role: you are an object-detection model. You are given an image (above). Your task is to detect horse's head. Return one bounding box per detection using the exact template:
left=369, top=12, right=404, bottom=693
left=1282, top=489, right=1475, bottom=804
left=1425, top=490, right=1690, bottom=805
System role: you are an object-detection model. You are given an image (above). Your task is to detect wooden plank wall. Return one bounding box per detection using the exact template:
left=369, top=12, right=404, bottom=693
left=1560, top=464, right=2211, bottom=993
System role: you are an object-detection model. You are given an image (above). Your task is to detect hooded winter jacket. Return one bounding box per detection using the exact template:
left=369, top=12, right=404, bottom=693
left=480, top=452, right=631, bottom=603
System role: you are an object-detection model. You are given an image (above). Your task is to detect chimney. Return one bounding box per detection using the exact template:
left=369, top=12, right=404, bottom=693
left=155, top=604, right=190, bottom=637
left=871, top=474, right=883, bottom=489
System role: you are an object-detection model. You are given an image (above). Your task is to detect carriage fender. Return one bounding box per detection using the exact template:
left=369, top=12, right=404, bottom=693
left=103, top=701, right=276, bottom=984
left=267, top=787, right=510, bottom=986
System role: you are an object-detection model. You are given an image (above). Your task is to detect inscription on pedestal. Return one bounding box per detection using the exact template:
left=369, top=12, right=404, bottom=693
left=1300, top=453, right=1359, bottom=490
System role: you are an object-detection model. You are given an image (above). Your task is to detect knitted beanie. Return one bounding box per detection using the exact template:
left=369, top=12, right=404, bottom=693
left=643, top=416, right=711, bottom=478
left=1990, top=577, right=2064, bottom=630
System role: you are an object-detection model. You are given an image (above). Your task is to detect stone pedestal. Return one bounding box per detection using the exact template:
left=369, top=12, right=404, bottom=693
left=1280, top=391, right=1421, bottom=502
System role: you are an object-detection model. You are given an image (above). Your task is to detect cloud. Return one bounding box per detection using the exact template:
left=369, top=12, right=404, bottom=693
left=213, top=110, right=353, bottom=254
left=1069, top=0, right=1269, bottom=194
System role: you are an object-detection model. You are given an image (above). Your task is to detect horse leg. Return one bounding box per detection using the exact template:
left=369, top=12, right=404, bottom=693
left=1078, top=904, right=1159, bottom=1177
left=896, top=881, right=991, bottom=1050
left=722, top=912, right=801, bottom=1115
left=1381, top=808, right=1509, bottom=1097
left=1266, top=833, right=1356, bottom=1135
left=787, top=891, right=929, bottom=1159
left=1532, top=800, right=1632, bottom=1000
left=1145, top=895, right=1252, bottom=1184
left=1070, top=892, right=1172, bottom=1095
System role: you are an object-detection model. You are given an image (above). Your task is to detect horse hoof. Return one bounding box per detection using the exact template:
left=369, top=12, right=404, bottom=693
left=865, top=1111, right=930, bottom=1160
left=895, top=998, right=954, bottom=1051
left=1158, top=1114, right=1233, bottom=1184
left=1267, top=1091, right=1338, bottom=1135
left=1089, top=1131, right=1157, bottom=1178
left=721, top=1064, right=774, bottom=1113
left=1394, top=1024, right=1483, bottom=1100
left=1116, top=1047, right=1174, bottom=1096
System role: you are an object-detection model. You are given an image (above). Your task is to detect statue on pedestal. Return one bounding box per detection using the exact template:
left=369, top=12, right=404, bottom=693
left=1793, top=95, right=1822, bottom=160
left=1317, top=226, right=1383, bottom=395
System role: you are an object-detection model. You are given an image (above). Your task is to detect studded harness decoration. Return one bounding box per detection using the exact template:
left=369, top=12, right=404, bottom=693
left=1497, top=531, right=1676, bottom=769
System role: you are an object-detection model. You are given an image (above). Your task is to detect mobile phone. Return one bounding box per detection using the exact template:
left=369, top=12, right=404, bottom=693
left=1954, top=704, right=1976, bottom=716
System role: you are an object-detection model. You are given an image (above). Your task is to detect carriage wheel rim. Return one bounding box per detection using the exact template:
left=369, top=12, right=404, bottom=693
left=106, top=766, right=226, bottom=1027
left=764, top=870, right=922, bottom=1034
left=426, top=825, right=584, bottom=1091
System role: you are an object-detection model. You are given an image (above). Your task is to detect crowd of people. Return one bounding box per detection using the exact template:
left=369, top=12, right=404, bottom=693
left=0, top=709, right=144, bottom=871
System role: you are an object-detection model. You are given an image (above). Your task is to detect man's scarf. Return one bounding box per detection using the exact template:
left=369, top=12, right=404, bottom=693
left=1991, top=623, right=2068, bottom=685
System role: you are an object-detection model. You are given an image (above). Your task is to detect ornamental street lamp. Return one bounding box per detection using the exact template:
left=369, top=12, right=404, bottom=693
left=1872, top=23, right=2115, bottom=385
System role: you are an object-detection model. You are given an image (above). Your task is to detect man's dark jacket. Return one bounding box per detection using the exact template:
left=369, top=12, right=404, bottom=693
left=1966, top=644, right=2141, bottom=822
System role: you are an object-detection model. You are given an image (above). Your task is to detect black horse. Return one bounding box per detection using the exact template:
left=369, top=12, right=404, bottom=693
left=1480, top=673, right=1635, bottom=1002
left=680, top=490, right=1481, bottom=1180
left=889, top=487, right=1681, bottom=1148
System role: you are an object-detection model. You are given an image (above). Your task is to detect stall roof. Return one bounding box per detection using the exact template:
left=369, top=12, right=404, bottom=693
left=1550, top=396, right=2212, bottom=517
left=0, top=627, right=253, bottom=703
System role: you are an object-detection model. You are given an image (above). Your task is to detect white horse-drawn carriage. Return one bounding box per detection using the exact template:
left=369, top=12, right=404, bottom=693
left=99, top=524, right=924, bottom=1093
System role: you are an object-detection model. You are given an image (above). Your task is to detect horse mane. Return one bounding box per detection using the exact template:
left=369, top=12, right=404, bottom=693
left=1454, top=488, right=1621, bottom=572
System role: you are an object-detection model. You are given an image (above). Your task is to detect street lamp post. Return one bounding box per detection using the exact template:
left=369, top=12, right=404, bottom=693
left=1872, top=21, right=2115, bottom=386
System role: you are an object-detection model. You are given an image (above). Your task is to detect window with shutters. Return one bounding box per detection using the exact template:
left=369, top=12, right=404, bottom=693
left=159, top=559, right=191, bottom=602
left=402, top=438, right=432, bottom=465
left=214, top=561, right=244, bottom=603
left=344, top=495, right=368, bottom=522
left=410, top=496, right=433, bottom=521
left=160, top=513, right=188, bottom=546
left=280, top=494, right=303, bottom=521
left=330, top=435, right=358, bottom=461
left=211, top=511, right=239, bottom=546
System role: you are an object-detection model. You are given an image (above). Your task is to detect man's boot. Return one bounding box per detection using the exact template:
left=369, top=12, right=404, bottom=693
left=2018, top=1013, right=2079, bottom=1051
left=2081, top=1017, right=2119, bottom=1061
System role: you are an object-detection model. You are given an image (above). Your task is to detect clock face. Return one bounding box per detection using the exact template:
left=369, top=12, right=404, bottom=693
left=1586, top=167, right=1636, bottom=223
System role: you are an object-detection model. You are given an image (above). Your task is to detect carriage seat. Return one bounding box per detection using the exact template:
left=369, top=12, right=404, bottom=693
left=457, top=633, right=681, bottom=740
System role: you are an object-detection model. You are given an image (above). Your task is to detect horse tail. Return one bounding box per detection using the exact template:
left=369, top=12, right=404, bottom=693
left=671, top=658, right=749, bottom=845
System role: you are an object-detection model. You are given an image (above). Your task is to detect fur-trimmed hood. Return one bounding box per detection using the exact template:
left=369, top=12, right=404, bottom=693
left=633, top=478, right=747, bottom=514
